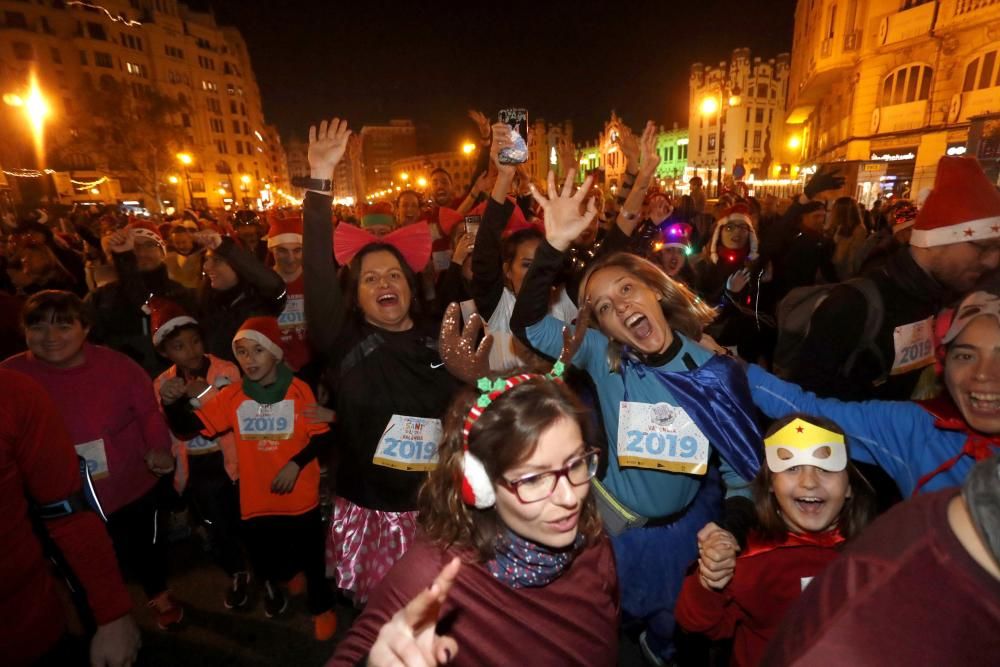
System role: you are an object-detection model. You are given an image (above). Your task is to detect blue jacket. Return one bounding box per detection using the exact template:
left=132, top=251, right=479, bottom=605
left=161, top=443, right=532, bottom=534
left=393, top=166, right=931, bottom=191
left=748, top=364, right=975, bottom=495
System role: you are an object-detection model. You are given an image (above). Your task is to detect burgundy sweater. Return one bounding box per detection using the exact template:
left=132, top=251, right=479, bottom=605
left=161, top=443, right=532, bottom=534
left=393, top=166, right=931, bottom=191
left=0, top=369, right=132, bottom=666
left=676, top=530, right=844, bottom=666
left=329, top=534, right=620, bottom=666
left=762, top=489, right=1000, bottom=666
left=2, top=344, right=172, bottom=514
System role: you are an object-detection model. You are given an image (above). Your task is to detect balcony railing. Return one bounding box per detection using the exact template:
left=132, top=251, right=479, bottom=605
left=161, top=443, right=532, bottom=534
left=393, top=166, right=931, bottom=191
left=956, top=0, right=1000, bottom=15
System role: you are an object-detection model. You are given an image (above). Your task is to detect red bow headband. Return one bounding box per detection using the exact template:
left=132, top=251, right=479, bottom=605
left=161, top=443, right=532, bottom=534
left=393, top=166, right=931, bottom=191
left=333, top=221, right=432, bottom=272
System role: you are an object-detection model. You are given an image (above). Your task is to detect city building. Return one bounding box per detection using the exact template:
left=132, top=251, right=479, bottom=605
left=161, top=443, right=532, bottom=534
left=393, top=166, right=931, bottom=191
left=525, top=118, right=575, bottom=183
left=785, top=0, right=1000, bottom=205
left=575, top=113, right=690, bottom=195
left=689, top=49, right=793, bottom=197
left=359, top=120, right=416, bottom=195
left=387, top=150, right=479, bottom=202
left=0, top=0, right=289, bottom=212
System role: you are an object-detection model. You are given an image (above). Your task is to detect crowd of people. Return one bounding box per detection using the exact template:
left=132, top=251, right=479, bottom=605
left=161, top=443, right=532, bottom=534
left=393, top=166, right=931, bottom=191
left=2, top=111, right=999, bottom=667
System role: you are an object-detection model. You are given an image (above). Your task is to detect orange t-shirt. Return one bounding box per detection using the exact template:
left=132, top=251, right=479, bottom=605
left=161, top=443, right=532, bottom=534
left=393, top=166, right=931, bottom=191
left=196, top=378, right=328, bottom=519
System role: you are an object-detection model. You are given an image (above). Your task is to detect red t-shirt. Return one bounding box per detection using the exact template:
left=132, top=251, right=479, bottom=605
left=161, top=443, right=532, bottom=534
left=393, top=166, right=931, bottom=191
left=197, top=378, right=328, bottom=519
left=278, top=273, right=311, bottom=372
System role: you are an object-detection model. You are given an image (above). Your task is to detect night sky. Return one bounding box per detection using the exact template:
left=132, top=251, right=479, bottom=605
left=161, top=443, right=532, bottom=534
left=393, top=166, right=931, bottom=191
left=197, top=0, right=798, bottom=151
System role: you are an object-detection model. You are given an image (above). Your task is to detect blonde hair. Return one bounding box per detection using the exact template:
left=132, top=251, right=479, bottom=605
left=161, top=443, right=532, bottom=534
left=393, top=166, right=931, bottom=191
left=578, top=252, right=716, bottom=372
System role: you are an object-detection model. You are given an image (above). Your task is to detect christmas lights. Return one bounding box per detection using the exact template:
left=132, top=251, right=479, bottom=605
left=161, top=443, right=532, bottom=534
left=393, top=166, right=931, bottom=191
left=66, top=1, right=142, bottom=28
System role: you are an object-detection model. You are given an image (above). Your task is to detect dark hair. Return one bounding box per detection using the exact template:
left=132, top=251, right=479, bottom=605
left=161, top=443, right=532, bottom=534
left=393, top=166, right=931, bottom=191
left=22, top=290, right=91, bottom=329
left=396, top=189, right=421, bottom=207
left=501, top=228, right=544, bottom=265
left=418, top=378, right=603, bottom=561
left=430, top=167, right=452, bottom=181
left=830, top=196, right=863, bottom=237
left=751, top=413, right=876, bottom=542
left=156, top=322, right=202, bottom=351
left=344, top=243, right=423, bottom=320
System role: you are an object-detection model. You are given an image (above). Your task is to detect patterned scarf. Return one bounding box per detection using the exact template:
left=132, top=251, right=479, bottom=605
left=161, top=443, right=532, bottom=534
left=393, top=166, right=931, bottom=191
left=487, top=528, right=584, bottom=589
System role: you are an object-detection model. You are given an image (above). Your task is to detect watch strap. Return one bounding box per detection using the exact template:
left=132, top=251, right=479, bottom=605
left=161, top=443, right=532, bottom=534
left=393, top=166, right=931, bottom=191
left=292, top=176, right=332, bottom=191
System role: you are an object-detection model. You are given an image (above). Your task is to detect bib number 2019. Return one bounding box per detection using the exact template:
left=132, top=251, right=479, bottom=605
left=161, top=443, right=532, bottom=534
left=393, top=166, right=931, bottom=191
left=624, top=430, right=699, bottom=458
left=381, top=438, right=437, bottom=462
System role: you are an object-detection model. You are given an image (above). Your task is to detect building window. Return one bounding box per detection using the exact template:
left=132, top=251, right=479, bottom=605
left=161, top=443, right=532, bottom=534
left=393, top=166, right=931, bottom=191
left=769, top=109, right=774, bottom=122
left=87, top=22, right=107, bottom=40
left=216, top=140, right=228, bottom=154
left=698, top=136, right=703, bottom=152
left=708, top=133, right=716, bottom=151
left=757, top=83, right=767, bottom=98
left=963, top=50, right=1000, bottom=92
left=236, top=142, right=244, bottom=154
left=13, top=42, right=34, bottom=61
left=755, top=108, right=765, bottom=123
left=753, top=130, right=762, bottom=150
left=243, top=121, right=250, bottom=135
left=182, top=113, right=191, bottom=128
left=679, top=144, right=687, bottom=160
left=881, top=64, right=933, bottom=105
left=232, top=119, right=241, bottom=133
left=206, top=98, right=222, bottom=113
left=126, top=62, right=147, bottom=78
left=80, top=50, right=88, bottom=66
left=50, top=47, right=62, bottom=64
left=4, top=11, right=27, bottom=29
left=165, top=45, right=184, bottom=59
left=94, top=52, right=113, bottom=68
left=745, top=107, right=750, bottom=122
left=201, top=80, right=218, bottom=92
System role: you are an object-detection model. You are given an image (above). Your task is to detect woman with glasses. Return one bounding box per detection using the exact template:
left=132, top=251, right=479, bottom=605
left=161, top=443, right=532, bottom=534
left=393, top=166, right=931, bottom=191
left=329, top=376, right=619, bottom=666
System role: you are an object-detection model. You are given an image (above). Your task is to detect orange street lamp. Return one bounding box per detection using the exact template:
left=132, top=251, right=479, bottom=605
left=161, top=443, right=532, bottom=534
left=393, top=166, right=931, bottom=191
left=416, top=176, right=427, bottom=189
left=461, top=141, right=476, bottom=155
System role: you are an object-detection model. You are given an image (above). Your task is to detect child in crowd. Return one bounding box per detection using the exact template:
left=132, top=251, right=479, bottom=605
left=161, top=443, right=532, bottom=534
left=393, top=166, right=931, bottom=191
left=676, top=414, right=875, bottom=666
left=164, top=316, right=336, bottom=640
left=149, top=297, right=248, bottom=609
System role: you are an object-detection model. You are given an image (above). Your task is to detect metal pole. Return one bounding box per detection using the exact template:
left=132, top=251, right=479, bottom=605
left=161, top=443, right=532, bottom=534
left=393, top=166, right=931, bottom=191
left=183, top=166, right=193, bottom=211
left=716, top=103, right=723, bottom=198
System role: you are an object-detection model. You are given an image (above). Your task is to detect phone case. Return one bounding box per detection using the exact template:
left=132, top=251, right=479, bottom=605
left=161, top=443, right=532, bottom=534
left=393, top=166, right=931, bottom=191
left=498, top=108, right=529, bottom=165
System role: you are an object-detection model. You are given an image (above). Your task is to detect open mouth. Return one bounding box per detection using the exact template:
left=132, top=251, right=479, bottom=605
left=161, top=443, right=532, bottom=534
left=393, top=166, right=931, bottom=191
left=376, top=293, right=399, bottom=307
left=548, top=511, right=580, bottom=532
left=794, top=497, right=826, bottom=514
left=625, top=312, right=653, bottom=340
left=969, top=392, right=1000, bottom=414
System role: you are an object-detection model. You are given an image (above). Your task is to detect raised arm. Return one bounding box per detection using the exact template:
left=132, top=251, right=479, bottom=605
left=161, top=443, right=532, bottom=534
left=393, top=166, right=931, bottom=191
left=301, top=117, right=352, bottom=354
left=615, top=121, right=661, bottom=239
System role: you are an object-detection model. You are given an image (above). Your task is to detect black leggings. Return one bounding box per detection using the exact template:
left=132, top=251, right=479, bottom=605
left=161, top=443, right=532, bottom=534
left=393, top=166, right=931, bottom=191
left=185, top=451, right=246, bottom=576
left=242, top=509, right=333, bottom=615
left=105, top=483, right=169, bottom=599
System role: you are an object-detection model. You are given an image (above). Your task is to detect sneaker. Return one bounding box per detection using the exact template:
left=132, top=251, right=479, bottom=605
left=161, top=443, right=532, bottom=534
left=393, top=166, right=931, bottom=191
left=263, top=581, right=288, bottom=618
left=286, top=572, right=306, bottom=596
left=148, top=591, right=184, bottom=630
left=224, top=571, right=250, bottom=609
left=313, top=610, right=337, bottom=641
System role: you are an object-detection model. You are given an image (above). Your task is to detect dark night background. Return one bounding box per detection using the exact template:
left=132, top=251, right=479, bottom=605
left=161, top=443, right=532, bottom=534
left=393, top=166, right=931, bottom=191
left=193, top=0, right=798, bottom=151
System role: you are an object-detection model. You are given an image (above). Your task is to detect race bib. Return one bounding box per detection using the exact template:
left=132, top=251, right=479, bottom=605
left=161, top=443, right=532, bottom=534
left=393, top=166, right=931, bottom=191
left=75, top=439, right=109, bottom=479
left=237, top=400, right=295, bottom=441
left=891, top=317, right=935, bottom=375
left=278, top=295, right=306, bottom=330
left=372, top=415, right=441, bottom=472
left=186, top=434, right=220, bottom=454
left=616, top=401, right=710, bottom=475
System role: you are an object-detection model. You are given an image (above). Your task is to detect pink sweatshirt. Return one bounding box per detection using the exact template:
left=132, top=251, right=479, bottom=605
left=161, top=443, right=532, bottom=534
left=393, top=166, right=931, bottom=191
left=2, top=344, right=172, bottom=515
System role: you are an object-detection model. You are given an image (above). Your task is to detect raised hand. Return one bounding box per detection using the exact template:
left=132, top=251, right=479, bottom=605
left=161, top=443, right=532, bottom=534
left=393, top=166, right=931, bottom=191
left=490, top=122, right=515, bottom=176
left=696, top=522, right=739, bottom=590
left=804, top=167, right=845, bottom=199
left=308, top=117, right=352, bottom=181
left=468, top=110, right=491, bottom=140
left=619, top=129, right=640, bottom=169
left=638, top=121, right=661, bottom=174
left=368, top=557, right=462, bottom=667
left=439, top=303, right=493, bottom=383
left=530, top=170, right=597, bottom=252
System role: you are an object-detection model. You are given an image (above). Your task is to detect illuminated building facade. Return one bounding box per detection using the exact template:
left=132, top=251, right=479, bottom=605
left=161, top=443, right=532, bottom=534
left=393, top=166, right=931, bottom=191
left=359, top=120, right=417, bottom=195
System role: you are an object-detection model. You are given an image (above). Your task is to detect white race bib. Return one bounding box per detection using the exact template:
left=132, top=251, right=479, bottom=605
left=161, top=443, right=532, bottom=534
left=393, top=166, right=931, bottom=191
left=278, top=295, right=306, bottom=330
left=891, top=317, right=935, bottom=375
left=237, top=400, right=295, bottom=441
left=616, top=401, right=710, bottom=474
left=75, top=439, right=109, bottom=479
left=373, top=415, right=442, bottom=472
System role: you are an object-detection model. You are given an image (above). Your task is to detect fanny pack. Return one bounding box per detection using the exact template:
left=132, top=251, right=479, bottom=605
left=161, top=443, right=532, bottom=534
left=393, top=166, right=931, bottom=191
left=592, top=478, right=648, bottom=536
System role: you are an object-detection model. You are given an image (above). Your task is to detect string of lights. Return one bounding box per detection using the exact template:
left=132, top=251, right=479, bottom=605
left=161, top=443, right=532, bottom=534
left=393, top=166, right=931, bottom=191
left=2, top=168, right=55, bottom=178
left=70, top=176, right=109, bottom=189
left=65, top=1, right=142, bottom=28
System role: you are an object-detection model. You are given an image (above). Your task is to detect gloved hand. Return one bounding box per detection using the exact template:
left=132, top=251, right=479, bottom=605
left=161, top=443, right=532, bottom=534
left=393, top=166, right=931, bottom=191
left=804, top=168, right=845, bottom=199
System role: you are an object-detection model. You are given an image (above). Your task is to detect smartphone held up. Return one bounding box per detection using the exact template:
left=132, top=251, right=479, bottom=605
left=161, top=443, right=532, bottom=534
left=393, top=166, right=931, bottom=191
left=497, top=108, right=528, bottom=165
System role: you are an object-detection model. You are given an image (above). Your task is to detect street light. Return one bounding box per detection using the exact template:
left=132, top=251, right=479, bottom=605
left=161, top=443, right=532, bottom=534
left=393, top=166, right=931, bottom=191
left=175, top=152, right=195, bottom=210
left=4, top=71, right=50, bottom=166
left=787, top=134, right=802, bottom=150
left=400, top=172, right=409, bottom=182
left=699, top=85, right=741, bottom=197
left=168, top=175, right=179, bottom=184
left=461, top=141, right=476, bottom=155
left=416, top=176, right=427, bottom=189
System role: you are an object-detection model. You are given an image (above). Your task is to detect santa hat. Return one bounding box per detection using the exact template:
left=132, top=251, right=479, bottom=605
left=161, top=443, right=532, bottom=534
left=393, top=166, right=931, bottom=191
left=910, top=157, right=1000, bottom=248
left=266, top=215, right=303, bottom=248
left=660, top=222, right=692, bottom=250
left=709, top=204, right=759, bottom=263
left=143, top=297, right=197, bottom=347
left=891, top=201, right=918, bottom=234
left=172, top=219, right=200, bottom=233
left=232, top=316, right=284, bottom=361
left=129, top=221, right=165, bottom=248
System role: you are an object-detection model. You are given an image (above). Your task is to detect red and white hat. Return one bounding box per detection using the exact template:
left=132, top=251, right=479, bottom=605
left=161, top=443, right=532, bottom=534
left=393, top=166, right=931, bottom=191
left=266, top=215, right=303, bottom=248
left=709, top=203, right=759, bottom=263
left=232, top=316, right=284, bottom=361
left=143, top=296, right=197, bottom=347
left=129, top=221, right=166, bottom=248
left=910, top=157, right=1000, bottom=248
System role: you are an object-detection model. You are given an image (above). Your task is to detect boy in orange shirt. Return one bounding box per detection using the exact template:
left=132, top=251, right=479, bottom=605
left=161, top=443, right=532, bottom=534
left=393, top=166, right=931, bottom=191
left=164, top=316, right=336, bottom=640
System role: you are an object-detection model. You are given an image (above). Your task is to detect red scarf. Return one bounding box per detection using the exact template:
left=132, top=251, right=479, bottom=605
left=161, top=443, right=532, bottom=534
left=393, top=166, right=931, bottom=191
left=740, top=528, right=845, bottom=560
left=914, top=395, right=1000, bottom=495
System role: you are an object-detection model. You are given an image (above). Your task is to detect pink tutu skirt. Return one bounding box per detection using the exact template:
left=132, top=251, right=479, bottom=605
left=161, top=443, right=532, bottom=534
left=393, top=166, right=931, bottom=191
left=326, top=496, right=417, bottom=604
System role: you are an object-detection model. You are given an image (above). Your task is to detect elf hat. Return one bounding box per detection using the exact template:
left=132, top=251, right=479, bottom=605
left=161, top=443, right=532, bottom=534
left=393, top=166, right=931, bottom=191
left=910, top=157, right=1000, bottom=248
left=266, top=215, right=303, bottom=248
left=709, top=203, right=759, bottom=263
left=143, top=296, right=197, bottom=347
left=232, top=316, right=284, bottom=361
left=361, top=202, right=395, bottom=231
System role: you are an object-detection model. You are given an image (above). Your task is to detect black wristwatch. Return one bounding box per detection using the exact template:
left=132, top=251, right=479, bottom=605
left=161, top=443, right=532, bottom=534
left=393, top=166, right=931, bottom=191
left=291, top=176, right=332, bottom=191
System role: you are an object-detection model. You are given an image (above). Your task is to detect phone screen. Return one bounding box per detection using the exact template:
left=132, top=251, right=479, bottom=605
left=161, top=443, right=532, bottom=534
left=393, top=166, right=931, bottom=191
left=497, top=108, right=529, bottom=165
left=463, top=215, right=481, bottom=240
